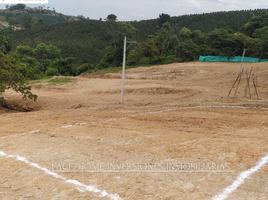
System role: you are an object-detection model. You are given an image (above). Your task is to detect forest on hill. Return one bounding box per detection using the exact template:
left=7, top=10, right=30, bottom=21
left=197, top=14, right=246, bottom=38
left=1, top=5, right=268, bottom=100
left=0, top=3, right=80, bottom=29
left=132, top=9, right=268, bottom=41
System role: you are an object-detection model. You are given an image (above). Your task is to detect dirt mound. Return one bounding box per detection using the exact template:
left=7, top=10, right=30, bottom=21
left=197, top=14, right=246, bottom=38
left=99, top=87, right=193, bottom=95
left=2, top=102, right=34, bottom=112
left=82, top=74, right=121, bottom=79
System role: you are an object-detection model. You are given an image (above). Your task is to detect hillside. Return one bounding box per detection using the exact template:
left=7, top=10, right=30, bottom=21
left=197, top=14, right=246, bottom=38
left=0, top=7, right=268, bottom=79
left=0, top=7, right=71, bottom=29
left=0, top=20, right=116, bottom=65
left=131, top=9, right=268, bottom=41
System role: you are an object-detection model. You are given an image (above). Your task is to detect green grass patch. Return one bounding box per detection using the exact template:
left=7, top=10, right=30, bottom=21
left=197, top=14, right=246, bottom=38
left=94, top=64, right=155, bottom=75
left=27, top=76, right=52, bottom=85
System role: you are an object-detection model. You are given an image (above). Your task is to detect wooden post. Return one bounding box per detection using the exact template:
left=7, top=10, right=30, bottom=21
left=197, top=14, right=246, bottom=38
left=228, top=70, right=243, bottom=97
left=234, top=68, right=244, bottom=97
left=246, top=71, right=251, bottom=99
left=239, top=48, right=246, bottom=74
left=253, top=79, right=259, bottom=100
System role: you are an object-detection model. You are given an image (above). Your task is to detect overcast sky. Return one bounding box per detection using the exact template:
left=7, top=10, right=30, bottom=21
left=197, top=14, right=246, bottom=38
left=1, top=0, right=268, bottom=21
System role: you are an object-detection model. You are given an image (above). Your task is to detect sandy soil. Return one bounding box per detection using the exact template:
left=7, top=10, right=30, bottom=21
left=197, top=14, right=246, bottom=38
left=0, top=62, right=268, bottom=200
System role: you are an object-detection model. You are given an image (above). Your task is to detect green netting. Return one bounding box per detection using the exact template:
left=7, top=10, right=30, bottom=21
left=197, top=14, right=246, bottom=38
left=199, top=56, right=228, bottom=62
left=199, top=56, right=267, bottom=63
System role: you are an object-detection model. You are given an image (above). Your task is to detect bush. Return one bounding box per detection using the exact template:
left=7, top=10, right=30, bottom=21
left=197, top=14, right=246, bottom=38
left=162, top=55, right=177, bottom=64
left=78, top=63, right=95, bottom=73
left=126, top=50, right=142, bottom=66
left=46, top=67, right=59, bottom=76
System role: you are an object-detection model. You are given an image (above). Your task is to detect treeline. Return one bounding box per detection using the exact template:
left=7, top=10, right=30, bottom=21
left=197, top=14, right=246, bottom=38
left=0, top=15, right=136, bottom=79
left=131, top=9, right=268, bottom=41
left=0, top=9, right=268, bottom=78
left=0, top=17, right=136, bottom=66
left=127, top=12, right=268, bottom=65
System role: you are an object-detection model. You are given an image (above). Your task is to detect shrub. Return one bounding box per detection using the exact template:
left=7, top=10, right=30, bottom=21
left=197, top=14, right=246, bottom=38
left=46, top=67, right=59, bottom=76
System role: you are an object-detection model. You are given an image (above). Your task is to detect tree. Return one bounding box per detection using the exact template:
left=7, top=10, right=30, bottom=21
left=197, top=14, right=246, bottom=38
left=105, top=20, right=136, bottom=50
left=157, top=13, right=171, bottom=28
left=49, top=57, right=77, bottom=76
left=175, top=40, right=199, bottom=62
left=106, top=14, right=117, bottom=21
left=23, top=13, right=32, bottom=29
left=253, top=26, right=268, bottom=41
left=207, top=28, right=243, bottom=58
left=77, top=15, right=86, bottom=20
left=33, top=43, right=61, bottom=60
left=241, top=12, right=268, bottom=36
left=0, top=36, right=10, bottom=54
left=16, top=45, right=33, bottom=56
left=101, top=21, right=137, bottom=67
left=9, top=4, right=26, bottom=11
left=154, top=25, right=173, bottom=55
left=32, top=17, right=45, bottom=28
left=179, top=27, right=192, bottom=41
left=0, top=52, right=37, bottom=100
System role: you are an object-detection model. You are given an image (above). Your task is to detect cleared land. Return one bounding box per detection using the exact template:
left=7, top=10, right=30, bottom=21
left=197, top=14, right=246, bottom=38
left=0, top=62, right=268, bottom=200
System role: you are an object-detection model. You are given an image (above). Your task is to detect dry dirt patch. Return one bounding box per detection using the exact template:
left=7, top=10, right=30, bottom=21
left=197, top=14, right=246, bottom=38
left=1, top=62, right=268, bottom=200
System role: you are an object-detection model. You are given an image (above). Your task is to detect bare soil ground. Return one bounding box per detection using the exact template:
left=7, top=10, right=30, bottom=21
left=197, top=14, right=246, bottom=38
left=0, top=62, right=268, bottom=200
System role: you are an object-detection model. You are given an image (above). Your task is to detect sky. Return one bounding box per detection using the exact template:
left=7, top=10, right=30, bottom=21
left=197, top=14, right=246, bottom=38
left=0, top=0, right=268, bottom=21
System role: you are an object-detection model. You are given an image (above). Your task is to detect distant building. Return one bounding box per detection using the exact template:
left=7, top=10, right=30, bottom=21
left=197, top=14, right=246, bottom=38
left=13, top=26, right=22, bottom=31
left=38, top=6, right=43, bottom=10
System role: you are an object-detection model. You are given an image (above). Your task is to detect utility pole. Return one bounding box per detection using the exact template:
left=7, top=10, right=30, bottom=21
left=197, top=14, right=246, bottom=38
left=121, top=36, right=137, bottom=103
left=239, top=48, right=246, bottom=74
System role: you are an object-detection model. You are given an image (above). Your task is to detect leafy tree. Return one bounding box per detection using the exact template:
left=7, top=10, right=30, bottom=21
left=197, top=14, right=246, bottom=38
left=154, top=26, right=172, bottom=55
left=179, top=27, right=192, bottom=41
left=46, top=67, right=59, bottom=76
left=0, top=52, right=37, bottom=100
left=252, top=26, right=268, bottom=41
left=175, top=40, right=199, bottom=62
left=190, top=30, right=205, bottom=45
left=241, top=12, right=268, bottom=36
left=206, top=28, right=243, bottom=58
left=102, top=21, right=137, bottom=66
left=106, top=14, right=117, bottom=21
left=78, top=63, right=95, bottom=73
left=77, top=15, right=86, bottom=20
left=33, top=43, right=61, bottom=60
left=157, top=13, right=171, bottom=28
left=243, top=36, right=263, bottom=58
left=9, top=4, right=26, bottom=11
left=23, top=13, right=32, bottom=29
left=0, top=36, right=10, bottom=54
left=16, top=45, right=33, bottom=56
left=49, top=57, right=77, bottom=76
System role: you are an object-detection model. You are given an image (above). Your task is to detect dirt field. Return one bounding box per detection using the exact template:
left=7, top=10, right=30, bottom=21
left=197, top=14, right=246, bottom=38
left=0, top=62, right=268, bottom=200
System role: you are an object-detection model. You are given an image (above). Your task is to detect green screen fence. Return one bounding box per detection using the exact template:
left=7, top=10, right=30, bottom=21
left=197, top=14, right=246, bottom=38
left=199, top=56, right=268, bottom=63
